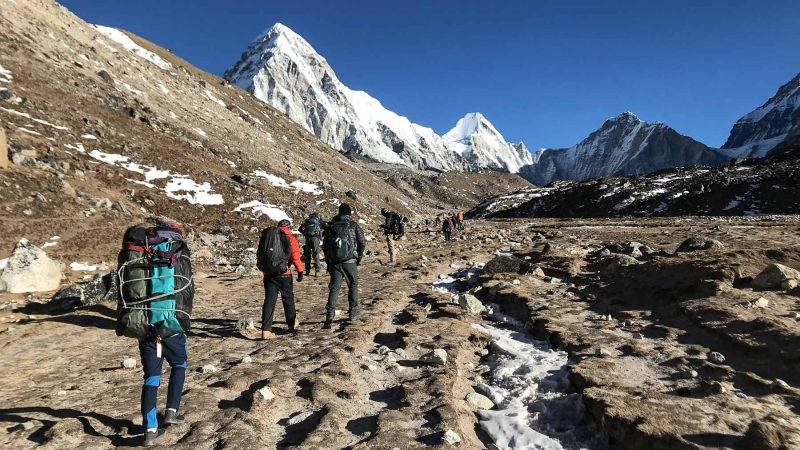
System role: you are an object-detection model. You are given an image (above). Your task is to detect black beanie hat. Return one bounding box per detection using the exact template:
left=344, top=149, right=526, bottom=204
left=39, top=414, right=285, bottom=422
left=339, top=203, right=352, bottom=216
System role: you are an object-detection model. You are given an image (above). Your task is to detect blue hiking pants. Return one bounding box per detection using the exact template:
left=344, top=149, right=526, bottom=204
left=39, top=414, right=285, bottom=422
left=139, top=333, right=187, bottom=430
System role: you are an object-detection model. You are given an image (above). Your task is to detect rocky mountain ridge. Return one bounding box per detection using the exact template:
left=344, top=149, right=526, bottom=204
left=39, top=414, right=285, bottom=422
left=520, top=112, right=727, bottom=186
left=471, top=145, right=800, bottom=219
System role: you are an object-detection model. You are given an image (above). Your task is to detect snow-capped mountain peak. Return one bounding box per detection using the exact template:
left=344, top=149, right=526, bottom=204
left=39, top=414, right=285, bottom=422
left=224, top=23, right=531, bottom=173
left=443, top=112, right=533, bottom=172
left=520, top=112, right=726, bottom=185
left=720, top=72, right=800, bottom=158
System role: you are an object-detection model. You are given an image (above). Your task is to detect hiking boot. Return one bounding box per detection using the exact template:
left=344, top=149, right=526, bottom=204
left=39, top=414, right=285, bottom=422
left=261, top=330, right=277, bottom=340
left=314, top=268, right=319, bottom=277
left=322, top=320, right=332, bottom=330
left=164, top=409, right=184, bottom=425
left=143, top=429, right=165, bottom=446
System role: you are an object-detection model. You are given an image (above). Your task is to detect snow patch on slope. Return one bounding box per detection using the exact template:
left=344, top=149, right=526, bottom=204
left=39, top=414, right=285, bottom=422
left=94, top=25, right=173, bottom=70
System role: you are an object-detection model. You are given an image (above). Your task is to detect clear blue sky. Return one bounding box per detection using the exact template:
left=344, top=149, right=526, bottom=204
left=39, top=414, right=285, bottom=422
left=60, top=0, right=799, bottom=149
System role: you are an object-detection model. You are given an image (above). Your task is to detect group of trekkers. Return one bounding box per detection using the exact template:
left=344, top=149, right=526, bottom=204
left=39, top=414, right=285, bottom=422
left=117, top=203, right=401, bottom=445
left=441, top=211, right=465, bottom=242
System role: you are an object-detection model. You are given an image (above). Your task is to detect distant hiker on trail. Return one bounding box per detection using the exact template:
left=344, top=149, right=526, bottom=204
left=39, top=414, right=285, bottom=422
left=456, top=211, right=465, bottom=230
left=256, top=219, right=304, bottom=339
left=299, top=212, right=323, bottom=277
left=323, top=203, right=365, bottom=329
left=442, top=214, right=455, bottom=242
left=380, top=208, right=404, bottom=263
left=115, top=219, right=194, bottom=447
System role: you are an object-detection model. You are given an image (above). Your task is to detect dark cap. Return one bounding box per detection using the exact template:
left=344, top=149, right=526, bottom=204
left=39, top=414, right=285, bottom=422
left=278, top=219, right=291, bottom=227
left=339, top=203, right=352, bottom=216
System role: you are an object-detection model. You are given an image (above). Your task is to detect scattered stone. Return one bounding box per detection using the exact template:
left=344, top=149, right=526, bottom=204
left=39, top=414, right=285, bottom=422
left=751, top=297, right=769, bottom=308
left=458, top=293, right=484, bottom=315
left=235, top=318, right=255, bottom=330
left=597, top=253, right=640, bottom=276
left=121, top=357, right=137, bottom=369
left=465, top=392, right=494, bottom=410
left=51, top=272, right=117, bottom=309
left=257, top=386, right=275, bottom=401
left=675, top=236, right=723, bottom=253
left=632, top=333, right=645, bottom=340
left=710, top=381, right=726, bottom=394
left=707, top=351, right=726, bottom=364
left=286, top=410, right=313, bottom=426
left=771, top=379, right=790, bottom=392
left=420, top=348, right=448, bottom=365
left=394, top=348, right=407, bottom=358
left=1, top=239, right=63, bottom=293
left=530, top=265, right=545, bottom=278
left=441, top=429, right=461, bottom=445
left=679, top=368, right=698, bottom=379
left=200, top=364, right=217, bottom=374
left=241, top=355, right=253, bottom=364
left=483, top=255, right=530, bottom=275
left=362, top=363, right=379, bottom=372
left=377, top=345, right=391, bottom=355
left=752, top=263, right=800, bottom=290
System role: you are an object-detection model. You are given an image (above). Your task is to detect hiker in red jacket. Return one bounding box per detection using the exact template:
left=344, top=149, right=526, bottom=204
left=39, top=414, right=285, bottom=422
left=257, top=218, right=304, bottom=339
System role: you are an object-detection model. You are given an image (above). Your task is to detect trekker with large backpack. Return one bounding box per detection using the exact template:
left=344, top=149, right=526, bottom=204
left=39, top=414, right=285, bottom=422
left=380, top=208, right=404, bottom=263
left=256, top=219, right=304, bottom=339
left=298, top=212, right=323, bottom=277
left=115, top=219, right=194, bottom=447
left=442, top=214, right=454, bottom=242
left=322, top=203, right=365, bottom=329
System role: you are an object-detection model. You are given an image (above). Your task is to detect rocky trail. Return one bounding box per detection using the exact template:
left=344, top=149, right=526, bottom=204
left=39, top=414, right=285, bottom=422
left=2, top=218, right=800, bottom=449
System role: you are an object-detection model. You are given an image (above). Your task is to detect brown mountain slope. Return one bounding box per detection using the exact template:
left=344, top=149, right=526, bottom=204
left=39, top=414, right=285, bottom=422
left=0, top=0, right=527, bottom=265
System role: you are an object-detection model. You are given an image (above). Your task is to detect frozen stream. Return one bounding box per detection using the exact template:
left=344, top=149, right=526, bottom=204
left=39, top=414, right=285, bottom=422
left=433, top=268, right=604, bottom=450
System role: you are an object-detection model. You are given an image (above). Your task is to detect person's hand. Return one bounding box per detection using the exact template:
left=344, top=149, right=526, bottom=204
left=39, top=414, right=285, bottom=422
left=297, top=273, right=304, bottom=282
left=356, top=257, right=362, bottom=266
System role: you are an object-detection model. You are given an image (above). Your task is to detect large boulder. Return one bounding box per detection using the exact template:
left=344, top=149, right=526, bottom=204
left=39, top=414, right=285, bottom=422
left=51, top=272, right=118, bottom=309
left=594, top=253, right=640, bottom=276
left=458, top=293, right=484, bottom=314
left=1, top=239, right=63, bottom=293
left=483, top=255, right=530, bottom=275
left=675, top=237, right=723, bottom=254
left=752, top=263, right=800, bottom=290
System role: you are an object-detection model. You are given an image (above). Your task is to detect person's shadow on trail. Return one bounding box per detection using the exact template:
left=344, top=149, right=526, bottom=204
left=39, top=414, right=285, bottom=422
left=0, top=406, right=139, bottom=446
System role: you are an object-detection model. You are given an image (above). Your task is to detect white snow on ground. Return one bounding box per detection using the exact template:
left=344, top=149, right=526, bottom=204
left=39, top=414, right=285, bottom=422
left=81, top=134, right=98, bottom=140
left=193, top=127, right=207, bottom=137
left=157, top=83, right=170, bottom=95
left=724, top=196, right=743, bottom=211
left=204, top=90, right=226, bottom=107
left=93, top=25, right=173, bottom=70
left=123, top=82, right=143, bottom=95
left=42, top=242, right=57, bottom=248
left=233, top=200, right=290, bottom=222
left=0, top=258, right=8, bottom=270
left=432, top=268, right=603, bottom=450
left=64, top=143, right=86, bottom=153
left=70, top=262, right=98, bottom=271
left=164, top=178, right=224, bottom=205
left=474, top=318, right=602, bottom=450
left=87, top=149, right=224, bottom=205
left=0, top=64, right=11, bottom=82
left=252, top=170, right=323, bottom=195
left=1, top=107, right=70, bottom=131
left=18, top=127, right=41, bottom=135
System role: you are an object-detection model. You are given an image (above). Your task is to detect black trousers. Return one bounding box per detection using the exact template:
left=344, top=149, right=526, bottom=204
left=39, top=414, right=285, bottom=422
left=444, top=230, right=452, bottom=241
left=326, top=263, right=359, bottom=321
left=262, top=274, right=296, bottom=331
left=303, top=237, right=321, bottom=274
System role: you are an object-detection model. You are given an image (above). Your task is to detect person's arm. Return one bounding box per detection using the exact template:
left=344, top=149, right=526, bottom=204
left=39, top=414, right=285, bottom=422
left=355, top=223, right=366, bottom=262
left=288, top=233, right=304, bottom=274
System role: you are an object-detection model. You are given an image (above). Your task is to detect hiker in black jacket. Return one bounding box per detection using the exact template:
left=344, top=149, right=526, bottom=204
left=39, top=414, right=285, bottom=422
left=380, top=208, right=403, bottom=263
left=299, top=212, right=323, bottom=277
left=322, top=203, right=365, bottom=328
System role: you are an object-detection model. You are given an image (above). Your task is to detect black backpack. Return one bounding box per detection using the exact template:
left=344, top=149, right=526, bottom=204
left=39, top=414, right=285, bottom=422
left=327, top=219, right=356, bottom=264
left=257, top=227, right=290, bottom=275
left=300, top=216, right=321, bottom=238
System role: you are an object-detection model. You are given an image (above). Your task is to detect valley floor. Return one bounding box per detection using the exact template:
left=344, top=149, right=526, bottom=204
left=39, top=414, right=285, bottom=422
left=1, top=218, right=799, bottom=449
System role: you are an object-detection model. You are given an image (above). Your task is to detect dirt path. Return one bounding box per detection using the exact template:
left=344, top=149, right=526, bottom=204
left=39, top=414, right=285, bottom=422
left=0, top=224, right=502, bottom=449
